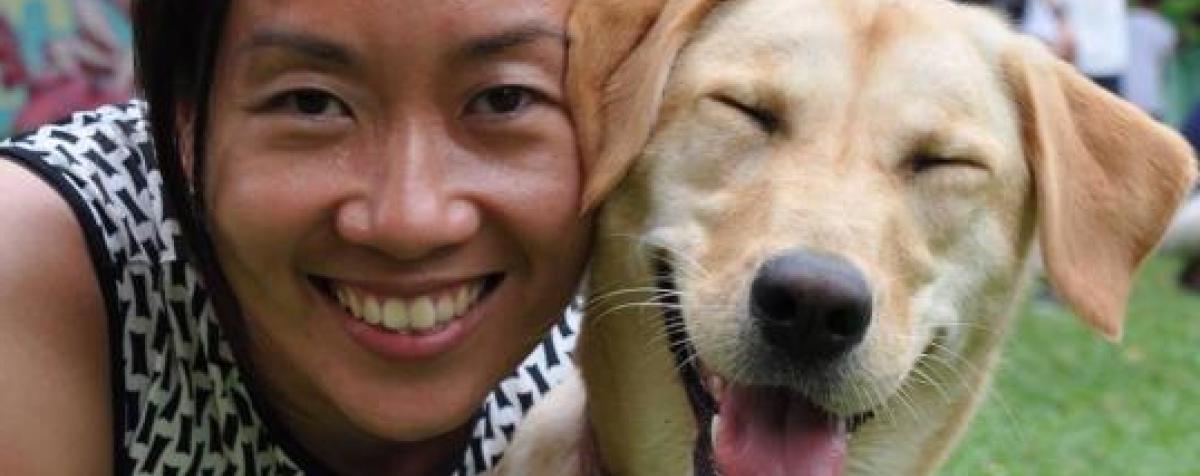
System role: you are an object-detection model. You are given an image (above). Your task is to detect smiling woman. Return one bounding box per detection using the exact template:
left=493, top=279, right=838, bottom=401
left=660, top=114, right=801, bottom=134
left=0, top=0, right=587, bottom=475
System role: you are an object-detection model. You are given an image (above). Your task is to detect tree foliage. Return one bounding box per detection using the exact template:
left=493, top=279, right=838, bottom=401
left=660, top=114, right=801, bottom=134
left=1164, top=0, right=1200, bottom=43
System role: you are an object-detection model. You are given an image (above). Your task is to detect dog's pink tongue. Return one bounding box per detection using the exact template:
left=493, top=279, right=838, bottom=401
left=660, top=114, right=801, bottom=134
left=714, top=384, right=847, bottom=476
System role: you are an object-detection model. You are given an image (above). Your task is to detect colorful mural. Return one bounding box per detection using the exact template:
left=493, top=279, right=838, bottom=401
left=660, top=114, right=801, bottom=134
left=1, top=0, right=133, bottom=137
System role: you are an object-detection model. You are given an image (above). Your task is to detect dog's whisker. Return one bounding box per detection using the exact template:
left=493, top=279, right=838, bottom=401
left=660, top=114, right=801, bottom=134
left=896, top=385, right=925, bottom=425
left=907, top=366, right=955, bottom=407
left=874, top=368, right=911, bottom=430
left=870, top=367, right=921, bottom=426
left=925, top=342, right=989, bottom=384
left=584, top=286, right=682, bottom=306
left=599, top=233, right=716, bottom=287
left=926, top=342, right=1027, bottom=446
left=587, top=301, right=683, bottom=325
left=583, top=288, right=705, bottom=318
left=584, top=294, right=661, bottom=312
left=935, top=321, right=1006, bottom=339
left=921, top=344, right=1028, bottom=446
left=918, top=350, right=975, bottom=394
left=585, top=285, right=663, bottom=299
left=863, top=374, right=901, bottom=430
left=587, top=295, right=686, bottom=316
left=847, top=379, right=881, bottom=429
left=643, top=240, right=714, bottom=279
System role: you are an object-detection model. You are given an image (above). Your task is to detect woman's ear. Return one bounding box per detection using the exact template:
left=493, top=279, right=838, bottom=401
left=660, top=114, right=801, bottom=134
left=1002, top=37, right=1198, bottom=341
left=568, top=0, right=724, bottom=212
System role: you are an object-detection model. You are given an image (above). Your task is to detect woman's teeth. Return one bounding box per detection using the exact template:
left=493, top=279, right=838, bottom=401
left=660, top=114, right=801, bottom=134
left=334, top=282, right=484, bottom=333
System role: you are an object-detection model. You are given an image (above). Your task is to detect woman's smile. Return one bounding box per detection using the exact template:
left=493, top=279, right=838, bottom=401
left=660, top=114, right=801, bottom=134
left=311, top=273, right=505, bottom=359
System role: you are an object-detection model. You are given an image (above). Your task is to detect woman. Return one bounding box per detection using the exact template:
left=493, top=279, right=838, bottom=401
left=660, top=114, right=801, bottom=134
left=0, top=0, right=588, bottom=474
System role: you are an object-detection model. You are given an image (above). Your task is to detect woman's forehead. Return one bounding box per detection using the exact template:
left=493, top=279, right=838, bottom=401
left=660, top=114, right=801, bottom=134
left=222, top=0, right=572, bottom=44
left=216, top=0, right=571, bottom=78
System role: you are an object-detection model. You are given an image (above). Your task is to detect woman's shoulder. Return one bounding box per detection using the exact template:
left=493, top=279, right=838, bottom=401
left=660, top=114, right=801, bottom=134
left=0, top=159, right=109, bottom=320
left=0, top=159, right=112, bottom=473
left=1, top=101, right=180, bottom=267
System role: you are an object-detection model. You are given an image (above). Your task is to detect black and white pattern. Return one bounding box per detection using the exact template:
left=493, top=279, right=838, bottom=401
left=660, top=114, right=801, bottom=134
left=1, top=101, right=580, bottom=475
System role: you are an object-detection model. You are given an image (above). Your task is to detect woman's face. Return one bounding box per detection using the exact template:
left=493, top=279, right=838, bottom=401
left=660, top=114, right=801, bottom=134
left=204, top=0, right=587, bottom=445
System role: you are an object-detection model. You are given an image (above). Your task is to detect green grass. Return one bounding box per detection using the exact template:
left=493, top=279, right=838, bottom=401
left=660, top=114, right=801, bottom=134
left=942, top=256, right=1200, bottom=475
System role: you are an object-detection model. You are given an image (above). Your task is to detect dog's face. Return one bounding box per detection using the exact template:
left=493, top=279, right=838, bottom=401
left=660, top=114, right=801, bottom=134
left=573, top=0, right=1195, bottom=474
left=643, top=0, right=1030, bottom=408
left=605, top=1, right=1032, bottom=470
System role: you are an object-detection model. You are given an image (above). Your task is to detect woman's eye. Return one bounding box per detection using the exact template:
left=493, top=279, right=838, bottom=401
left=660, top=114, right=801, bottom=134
left=465, top=86, right=538, bottom=117
left=267, top=89, right=351, bottom=118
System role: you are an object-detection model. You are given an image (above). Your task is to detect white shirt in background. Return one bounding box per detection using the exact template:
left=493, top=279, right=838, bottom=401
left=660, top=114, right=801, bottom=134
left=1123, top=7, right=1178, bottom=116
left=1022, top=0, right=1130, bottom=78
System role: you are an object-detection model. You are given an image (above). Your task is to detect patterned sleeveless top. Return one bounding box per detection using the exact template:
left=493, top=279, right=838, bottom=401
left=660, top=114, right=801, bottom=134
left=0, top=101, right=580, bottom=475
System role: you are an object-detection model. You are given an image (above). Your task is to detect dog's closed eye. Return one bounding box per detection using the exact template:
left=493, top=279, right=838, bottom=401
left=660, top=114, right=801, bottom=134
left=905, top=153, right=992, bottom=193
left=711, top=94, right=780, bottom=134
left=907, top=152, right=984, bottom=173
left=907, top=154, right=985, bottom=174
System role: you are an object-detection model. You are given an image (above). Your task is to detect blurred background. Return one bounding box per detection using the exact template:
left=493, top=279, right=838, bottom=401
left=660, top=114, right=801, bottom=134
left=947, top=3, right=1200, bottom=474
left=1, top=0, right=1197, bottom=474
left=1, top=0, right=131, bottom=135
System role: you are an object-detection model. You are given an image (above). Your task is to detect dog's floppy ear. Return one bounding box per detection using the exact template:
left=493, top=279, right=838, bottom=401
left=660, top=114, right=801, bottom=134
left=1002, top=38, right=1197, bottom=341
left=568, top=0, right=723, bottom=212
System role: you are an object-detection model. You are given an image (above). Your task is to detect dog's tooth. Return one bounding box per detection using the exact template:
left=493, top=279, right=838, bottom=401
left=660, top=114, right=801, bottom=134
left=411, top=296, right=437, bottom=330
left=710, top=415, right=721, bottom=450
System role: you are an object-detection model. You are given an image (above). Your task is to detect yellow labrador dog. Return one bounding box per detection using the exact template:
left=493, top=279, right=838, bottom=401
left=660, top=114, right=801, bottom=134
left=498, top=0, right=1198, bottom=474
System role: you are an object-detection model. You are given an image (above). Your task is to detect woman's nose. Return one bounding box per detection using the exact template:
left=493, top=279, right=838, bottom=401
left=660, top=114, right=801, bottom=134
left=336, top=130, right=480, bottom=260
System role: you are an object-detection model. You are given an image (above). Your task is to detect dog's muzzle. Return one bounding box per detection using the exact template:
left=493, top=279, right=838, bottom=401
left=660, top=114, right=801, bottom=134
left=654, top=249, right=877, bottom=476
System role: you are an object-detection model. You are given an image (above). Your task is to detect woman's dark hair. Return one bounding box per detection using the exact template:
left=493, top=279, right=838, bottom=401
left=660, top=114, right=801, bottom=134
left=131, top=0, right=240, bottom=327
left=128, top=4, right=339, bottom=471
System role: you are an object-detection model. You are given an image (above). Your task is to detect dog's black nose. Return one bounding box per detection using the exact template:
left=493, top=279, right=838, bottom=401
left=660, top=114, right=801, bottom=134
left=750, top=250, right=872, bottom=362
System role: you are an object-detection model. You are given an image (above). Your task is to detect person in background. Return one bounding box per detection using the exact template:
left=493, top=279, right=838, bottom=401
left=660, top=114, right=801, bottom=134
left=1021, top=0, right=1079, bottom=61
left=1123, top=0, right=1179, bottom=120
left=1023, top=0, right=1130, bottom=94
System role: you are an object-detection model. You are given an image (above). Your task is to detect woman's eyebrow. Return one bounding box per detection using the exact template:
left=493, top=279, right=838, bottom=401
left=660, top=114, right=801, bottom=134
left=235, top=22, right=564, bottom=70
left=238, top=29, right=356, bottom=68
left=454, top=22, right=567, bottom=62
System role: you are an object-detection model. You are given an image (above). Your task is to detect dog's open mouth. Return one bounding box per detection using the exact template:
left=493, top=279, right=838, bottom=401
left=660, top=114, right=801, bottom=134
left=702, top=373, right=870, bottom=476
left=653, top=255, right=874, bottom=476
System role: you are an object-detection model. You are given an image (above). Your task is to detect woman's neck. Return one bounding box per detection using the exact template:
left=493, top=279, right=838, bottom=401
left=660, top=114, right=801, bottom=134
left=238, top=341, right=475, bottom=475
left=277, top=396, right=474, bottom=476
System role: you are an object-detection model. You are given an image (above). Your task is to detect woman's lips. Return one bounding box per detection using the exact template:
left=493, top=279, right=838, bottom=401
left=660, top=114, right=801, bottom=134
left=312, top=274, right=503, bottom=359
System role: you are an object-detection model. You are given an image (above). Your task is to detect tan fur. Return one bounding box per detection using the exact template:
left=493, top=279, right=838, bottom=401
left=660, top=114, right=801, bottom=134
left=498, top=0, right=1197, bottom=475
left=571, top=0, right=726, bottom=210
